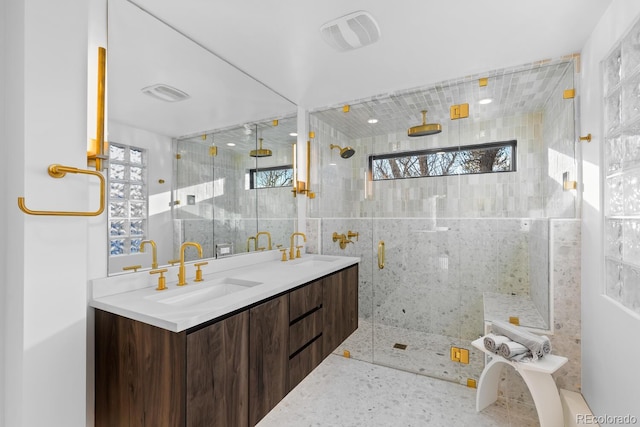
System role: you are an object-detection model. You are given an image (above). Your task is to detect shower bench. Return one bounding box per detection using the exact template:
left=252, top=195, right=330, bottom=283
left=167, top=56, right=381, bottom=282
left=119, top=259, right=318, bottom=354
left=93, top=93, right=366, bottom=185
left=471, top=337, right=568, bottom=427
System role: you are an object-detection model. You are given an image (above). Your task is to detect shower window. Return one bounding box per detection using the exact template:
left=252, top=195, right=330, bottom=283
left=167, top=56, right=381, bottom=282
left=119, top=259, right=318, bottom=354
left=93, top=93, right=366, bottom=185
left=369, top=140, right=516, bottom=181
left=249, top=165, right=293, bottom=189
left=108, top=142, right=148, bottom=256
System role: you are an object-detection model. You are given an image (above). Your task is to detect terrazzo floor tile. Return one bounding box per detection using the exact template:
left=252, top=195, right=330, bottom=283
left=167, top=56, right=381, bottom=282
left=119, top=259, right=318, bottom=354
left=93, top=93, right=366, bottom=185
left=257, top=354, right=538, bottom=427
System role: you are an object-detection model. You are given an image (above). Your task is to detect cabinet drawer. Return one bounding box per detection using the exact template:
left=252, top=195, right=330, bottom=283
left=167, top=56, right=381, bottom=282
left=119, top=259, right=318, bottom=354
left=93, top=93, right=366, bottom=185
left=289, top=309, right=323, bottom=355
left=289, top=279, right=323, bottom=321
left=288, top=336, right=322, bottom=391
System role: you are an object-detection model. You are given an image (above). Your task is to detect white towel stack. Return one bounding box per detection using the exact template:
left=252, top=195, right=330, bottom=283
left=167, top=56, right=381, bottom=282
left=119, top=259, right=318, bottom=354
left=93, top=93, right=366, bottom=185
left=483, top=320, right=552, bottom=361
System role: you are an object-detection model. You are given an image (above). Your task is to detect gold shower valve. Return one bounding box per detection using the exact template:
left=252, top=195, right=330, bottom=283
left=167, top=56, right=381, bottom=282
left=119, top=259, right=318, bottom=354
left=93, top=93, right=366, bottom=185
left=332, top=232, right=352, bottom=249
left=347, top=230, right=359, bottom=241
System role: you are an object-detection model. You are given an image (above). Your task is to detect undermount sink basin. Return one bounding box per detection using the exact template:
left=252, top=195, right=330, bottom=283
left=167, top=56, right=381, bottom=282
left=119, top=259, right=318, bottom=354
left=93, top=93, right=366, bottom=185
left=288, top=255, right=341, bottom=267
left=147, top=277, right=262, bottom=307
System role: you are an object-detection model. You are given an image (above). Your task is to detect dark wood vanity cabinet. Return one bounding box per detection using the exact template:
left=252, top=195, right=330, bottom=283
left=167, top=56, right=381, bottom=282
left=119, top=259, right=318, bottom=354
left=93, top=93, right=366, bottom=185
left=323, top=264, right=358, bottom=358
left=288, top=278, right=324, bottom=391
left=186, top=311, right=249, bottom=427
left=248, top=295, right=289, bottom=426
left=95, top=264, right=358, bottom=427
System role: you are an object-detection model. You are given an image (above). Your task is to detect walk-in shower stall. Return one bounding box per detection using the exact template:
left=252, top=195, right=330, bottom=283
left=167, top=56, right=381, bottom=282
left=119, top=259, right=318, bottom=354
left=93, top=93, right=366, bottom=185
left=307, top=59, right=579, bottom=386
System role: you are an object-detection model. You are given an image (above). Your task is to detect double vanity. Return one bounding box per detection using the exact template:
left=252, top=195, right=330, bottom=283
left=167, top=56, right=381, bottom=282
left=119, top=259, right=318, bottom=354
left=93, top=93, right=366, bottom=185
left=91, top=252, right=359, bottom=426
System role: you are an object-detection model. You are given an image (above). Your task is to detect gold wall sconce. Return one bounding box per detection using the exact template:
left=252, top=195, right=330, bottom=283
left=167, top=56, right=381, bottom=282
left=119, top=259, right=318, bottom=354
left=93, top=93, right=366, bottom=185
left=17, top=164, right=106, bottom=216
left=291, top=141, right=316, bottom=198
left=87, top=46, right=108, bottom=171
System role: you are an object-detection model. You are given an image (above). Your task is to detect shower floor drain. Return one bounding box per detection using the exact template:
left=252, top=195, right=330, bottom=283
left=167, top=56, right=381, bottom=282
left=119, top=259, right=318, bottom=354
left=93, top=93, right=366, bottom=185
left=393, top=343, right=408, bottom=350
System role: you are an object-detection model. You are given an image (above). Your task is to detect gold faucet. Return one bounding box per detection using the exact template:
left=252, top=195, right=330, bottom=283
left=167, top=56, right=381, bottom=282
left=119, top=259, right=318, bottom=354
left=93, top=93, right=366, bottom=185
left=246, top=236, right=257, bottom=252
left=256, top=231, right=272, bottom=251
left=290, top=232, right=306, bottom=260
left=178, top=241, right=203, bottom=286
left=332, top=232, right=353, bottom=250
left=140, top=239, right=158, bottom=269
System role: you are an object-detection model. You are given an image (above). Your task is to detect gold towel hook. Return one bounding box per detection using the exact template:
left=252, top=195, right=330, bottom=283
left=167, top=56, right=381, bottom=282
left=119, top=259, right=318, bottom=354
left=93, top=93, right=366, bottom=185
left=17, top=164, right=105, bottom=216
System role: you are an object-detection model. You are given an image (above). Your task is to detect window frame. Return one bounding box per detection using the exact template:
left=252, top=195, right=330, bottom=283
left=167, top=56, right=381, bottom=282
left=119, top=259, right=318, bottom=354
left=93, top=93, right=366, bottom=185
left=249, top=164, right=294, bottom=189
left=369, top=140, right=517, bottom=181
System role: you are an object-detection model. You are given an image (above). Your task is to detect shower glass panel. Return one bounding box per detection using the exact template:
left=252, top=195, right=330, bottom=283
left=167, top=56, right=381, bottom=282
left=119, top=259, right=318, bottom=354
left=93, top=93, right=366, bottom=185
left=173, top=126, right=259, bottom=260
left=309, top=59, right=576, bottom=385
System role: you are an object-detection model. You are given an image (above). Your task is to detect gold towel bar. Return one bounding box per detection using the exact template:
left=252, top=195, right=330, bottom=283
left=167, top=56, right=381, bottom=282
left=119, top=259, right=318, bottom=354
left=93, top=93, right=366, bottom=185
left=17, top=164, right=105, bottom=216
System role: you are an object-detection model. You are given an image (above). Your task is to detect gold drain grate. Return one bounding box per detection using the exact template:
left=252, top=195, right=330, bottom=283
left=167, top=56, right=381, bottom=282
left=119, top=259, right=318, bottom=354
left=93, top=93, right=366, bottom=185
left=393, top=343, right=408, bottom=350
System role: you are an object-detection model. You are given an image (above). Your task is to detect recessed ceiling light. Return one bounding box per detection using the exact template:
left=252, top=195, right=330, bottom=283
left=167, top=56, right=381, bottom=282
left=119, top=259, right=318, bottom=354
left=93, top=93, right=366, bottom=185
left=227, top=143, right=236, bottom=147
left=479, top=98, right=493, bottom=105
left=289, top=132, right=298, bottom=137
left=368, top=118, right=378, bottom=124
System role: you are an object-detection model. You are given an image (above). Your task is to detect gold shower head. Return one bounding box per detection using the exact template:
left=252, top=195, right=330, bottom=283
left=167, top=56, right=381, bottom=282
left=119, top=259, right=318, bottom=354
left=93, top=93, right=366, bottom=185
left=249, top=138, right=272, bottom=158
left=330, top=144, right=355, bottom=159
left=408, top=110, right=442, bottom=137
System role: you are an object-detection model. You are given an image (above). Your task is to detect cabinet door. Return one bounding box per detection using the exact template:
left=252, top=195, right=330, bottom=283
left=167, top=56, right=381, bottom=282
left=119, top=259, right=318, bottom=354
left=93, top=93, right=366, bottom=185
left=249, top=295, right=289, bottom=426
left=322, top=265, right=359, bottom=358
left=95, top=309, right=186, bottom=427
left=186, top=311, right=249, bottom=427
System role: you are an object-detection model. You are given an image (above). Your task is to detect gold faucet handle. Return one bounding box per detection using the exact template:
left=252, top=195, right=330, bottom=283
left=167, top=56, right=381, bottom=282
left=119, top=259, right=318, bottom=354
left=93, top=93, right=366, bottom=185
left=279, top=248, right=288, bottom=262
left=167, top=259, right=180, bottom=266
left=123, top=265, right=142, bottom=272
left=296, top=245, right=303, bottom=258
left=150, top=268, right=168, bottom=291
left=194, top=261, right=208, bottom=282
left=347, top=230, right=359, bottom=241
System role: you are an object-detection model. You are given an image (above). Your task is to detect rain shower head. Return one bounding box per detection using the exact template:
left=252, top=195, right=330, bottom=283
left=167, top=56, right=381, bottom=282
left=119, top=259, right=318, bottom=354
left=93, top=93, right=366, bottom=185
left=330, top=144, right=355, bottom=159
left=249, top=138, right=272, bottom=158
left=408, top=110, right=441, bottom=137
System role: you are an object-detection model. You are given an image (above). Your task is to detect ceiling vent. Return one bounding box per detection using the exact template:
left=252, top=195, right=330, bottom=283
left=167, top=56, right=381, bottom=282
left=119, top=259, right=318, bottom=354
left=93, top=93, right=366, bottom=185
left=141, top=84, right=190, bottom=102
left=320, top=11, right=381, bottom=52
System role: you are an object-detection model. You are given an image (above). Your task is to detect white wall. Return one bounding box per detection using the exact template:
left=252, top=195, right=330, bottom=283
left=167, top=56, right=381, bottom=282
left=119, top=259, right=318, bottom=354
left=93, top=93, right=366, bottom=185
left=0, top=0, right=7, bottom=422
left=2, top=0, right=106, bottom=426
left=581, top=0, right=640, bottom=421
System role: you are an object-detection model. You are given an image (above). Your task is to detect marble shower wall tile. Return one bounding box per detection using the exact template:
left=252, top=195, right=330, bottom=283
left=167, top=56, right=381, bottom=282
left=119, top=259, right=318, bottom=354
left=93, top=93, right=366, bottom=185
left=309, top=111, right=572, bottom=219
left=498, top=219, right=581, bottom=410
left=313, top=216, right=558, bottom=388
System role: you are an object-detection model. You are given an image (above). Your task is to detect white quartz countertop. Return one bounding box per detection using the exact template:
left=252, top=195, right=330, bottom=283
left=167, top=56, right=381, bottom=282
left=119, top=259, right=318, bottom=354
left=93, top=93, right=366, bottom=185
left=90, top=253, right=359, bottom=332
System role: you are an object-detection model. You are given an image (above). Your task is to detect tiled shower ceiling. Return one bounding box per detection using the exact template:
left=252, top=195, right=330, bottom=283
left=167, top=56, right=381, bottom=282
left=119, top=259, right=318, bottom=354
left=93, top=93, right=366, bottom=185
left=181, top=60, right=573, bottom=150
left=311, top=60, right=574, bottom=140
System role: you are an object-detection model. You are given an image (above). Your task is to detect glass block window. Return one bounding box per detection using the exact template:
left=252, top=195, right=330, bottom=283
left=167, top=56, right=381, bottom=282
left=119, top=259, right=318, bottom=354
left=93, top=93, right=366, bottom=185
left=108, top=143, right=148, bottom=256
left=369, top=141, right=516, bottom=181
left=249, top=165, right=293, bottom=189
left=602, top=16, right=640, bottom=316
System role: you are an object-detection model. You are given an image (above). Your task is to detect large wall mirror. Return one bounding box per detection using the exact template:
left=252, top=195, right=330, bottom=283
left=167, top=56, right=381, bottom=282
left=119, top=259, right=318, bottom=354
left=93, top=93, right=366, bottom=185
left=106, top=0, right=297, bottom=274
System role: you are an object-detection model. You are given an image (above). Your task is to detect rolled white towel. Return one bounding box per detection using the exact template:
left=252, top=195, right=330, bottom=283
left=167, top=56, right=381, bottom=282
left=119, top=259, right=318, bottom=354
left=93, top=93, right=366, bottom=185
left=483, top=333, right=511, bottom=353
left=497, top=341, right=530, bottom=359
left=491, top=320, right=552, bottom=360
left=539, top=335, right=552, bottom=357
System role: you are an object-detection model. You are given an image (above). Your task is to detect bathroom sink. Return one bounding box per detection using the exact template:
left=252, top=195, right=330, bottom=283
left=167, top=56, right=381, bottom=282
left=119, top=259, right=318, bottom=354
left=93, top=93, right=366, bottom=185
left=287, top=255, right=341, bottom=267
left=146, top=277, right=262, bottom=307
